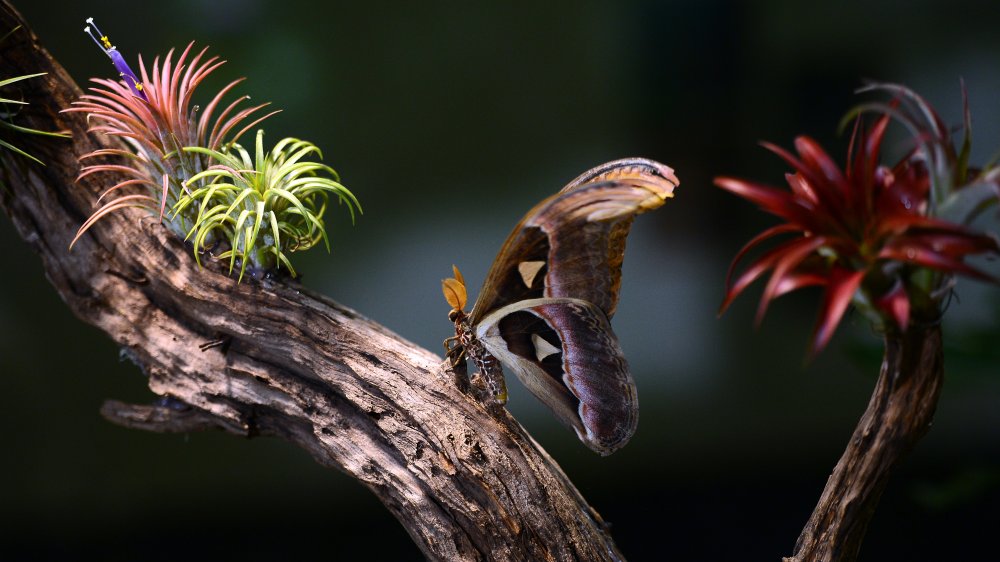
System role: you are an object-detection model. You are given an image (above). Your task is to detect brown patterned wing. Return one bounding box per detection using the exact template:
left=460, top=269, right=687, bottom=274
left=476, top=297, right=637, bottom=455
left=468, top=158, right=677, bottom=324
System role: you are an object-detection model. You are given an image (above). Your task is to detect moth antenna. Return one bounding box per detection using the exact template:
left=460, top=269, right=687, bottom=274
left=442, top=276, right=468, bottom=312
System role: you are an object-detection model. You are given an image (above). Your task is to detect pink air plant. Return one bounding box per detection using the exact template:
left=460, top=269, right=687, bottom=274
left=65, top=20, right=279, bottom=248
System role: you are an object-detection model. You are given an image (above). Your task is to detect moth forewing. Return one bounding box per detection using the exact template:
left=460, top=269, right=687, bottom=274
left=561, top=157, right=679, bottom=194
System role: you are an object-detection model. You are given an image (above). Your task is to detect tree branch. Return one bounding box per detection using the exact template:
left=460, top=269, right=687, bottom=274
left=0, top=3, right=625, bottom=560
left=784, top=326, right=944, bottom=561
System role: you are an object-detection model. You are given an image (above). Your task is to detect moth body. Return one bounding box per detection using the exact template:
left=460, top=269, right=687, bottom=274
left=444, top=286, right=507, bottom=405
left=447, top=310, right=508, bottom=404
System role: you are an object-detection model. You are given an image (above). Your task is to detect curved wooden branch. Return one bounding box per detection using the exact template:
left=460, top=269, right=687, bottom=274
left=0, top=3, right=624, bottom=560
left=784, top=326, right=944, bottom=562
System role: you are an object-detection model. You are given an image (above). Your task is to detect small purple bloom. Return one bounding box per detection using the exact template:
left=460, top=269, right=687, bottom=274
left=84, top=17, right=148, bottom=102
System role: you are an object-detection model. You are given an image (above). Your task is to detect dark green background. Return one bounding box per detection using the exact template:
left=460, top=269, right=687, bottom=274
left=2, top=1, right=999, bottom=560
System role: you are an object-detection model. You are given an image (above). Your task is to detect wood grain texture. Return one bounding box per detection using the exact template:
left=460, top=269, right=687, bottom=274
left=0, top=3, right=625, bottom=560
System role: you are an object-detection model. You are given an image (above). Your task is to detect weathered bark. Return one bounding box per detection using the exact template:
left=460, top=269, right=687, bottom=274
left=784, top=326, right=944, bottom=562
left=0, top=3, right=624, bottom=560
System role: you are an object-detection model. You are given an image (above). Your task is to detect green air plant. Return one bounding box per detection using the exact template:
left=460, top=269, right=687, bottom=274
left=174, top=130, right=359, bottom=281
left=65, top=18, right=359, bottom=280
left=0, top=26, right=70, bottom=165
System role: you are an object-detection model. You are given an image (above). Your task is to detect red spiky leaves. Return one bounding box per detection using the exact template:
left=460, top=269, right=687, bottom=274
left=717, top=84, right=1000, bottom=354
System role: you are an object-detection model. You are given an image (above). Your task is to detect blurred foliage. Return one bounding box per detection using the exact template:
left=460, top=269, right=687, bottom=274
left=913, top=465, right=1000, bottom=511
left=0, top=26, right=70, bottom=165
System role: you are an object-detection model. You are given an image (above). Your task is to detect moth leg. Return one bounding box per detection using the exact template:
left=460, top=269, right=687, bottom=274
left=443, top=336, right=468, bottom=368
left=443, top=335, right=458, bottom=357
left=443, top=342, right=467, bottom=380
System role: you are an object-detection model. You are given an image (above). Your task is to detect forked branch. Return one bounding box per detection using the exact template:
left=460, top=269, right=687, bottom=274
left=0, top=3, right=623, bottom=560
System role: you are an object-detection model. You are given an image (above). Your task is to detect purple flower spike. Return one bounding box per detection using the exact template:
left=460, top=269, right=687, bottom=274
left=84, top=17, right=148, bottom=102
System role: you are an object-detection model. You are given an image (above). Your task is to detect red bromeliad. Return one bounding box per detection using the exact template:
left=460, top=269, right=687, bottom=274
left=716, top=83, right=999, bottom=353
left=719, top=84, right=1000, bottom=561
